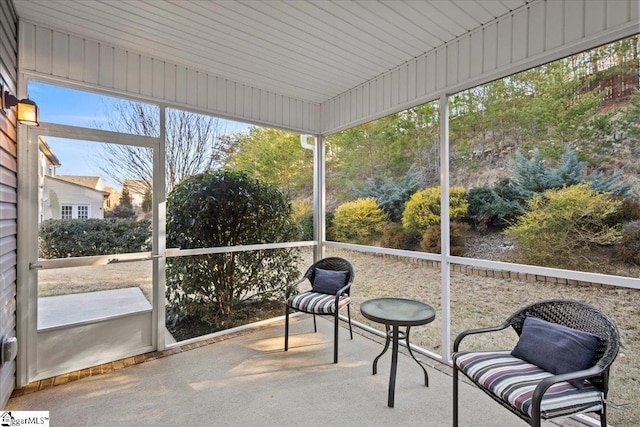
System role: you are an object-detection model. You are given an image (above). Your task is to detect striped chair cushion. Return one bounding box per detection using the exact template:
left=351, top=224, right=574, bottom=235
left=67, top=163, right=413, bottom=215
left=287, top=291, right=351, bottom=315
left=454, top=351, right=603, bottom=419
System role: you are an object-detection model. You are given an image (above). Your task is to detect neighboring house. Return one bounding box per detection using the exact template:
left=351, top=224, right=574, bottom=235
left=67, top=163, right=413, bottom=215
left=103, top=186, right=120, bottom=210
left=37, top=137, right=110, bottom=222
left=38, top=137, right=60, bottom=222
left=122, top=179, right=151, bottom=211
left=38, top=136, right=60, bottom=182
left=41, top=176, right=109, bottom=221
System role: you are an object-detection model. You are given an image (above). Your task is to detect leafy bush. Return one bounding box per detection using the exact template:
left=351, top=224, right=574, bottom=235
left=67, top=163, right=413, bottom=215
left=165, top=170, right=301, bottom=326
left=492, top=177, right=529, bottom=210
left=617, top=220, right=640, bottom=265
left=325, top=210, right=336, bottom=241
left=352, top=165, right=425, bottom=221
left=402, top=186, right=468, bottom=235
left=332, top=198, right=389, bottom=244
left=513, top=147, right=582, bottom=196
left=605, top=196, right=640, bottom=225
left=291, top=200, right=312, bottom=223
left=514, top=146, right=632, bottom=198
left=292, top=200, right=313, bottom=240
left=587, top=169, right=633, bottom=198
left=476, top=147, right=633, bottom=236
left=39, top=218, right=150, bottom=258
left=466, top=178, right=526, bottom=231
left=380, top=222, right=416, bottom=249
left=297, top=212, right=314, bottom=240
left=619, top=198, right=640, bottom=221
left=105, top=204, right=137, bottom=218
left=505, top=184, right=622, bottom=267
left=420, top=222, right=469, bottom=256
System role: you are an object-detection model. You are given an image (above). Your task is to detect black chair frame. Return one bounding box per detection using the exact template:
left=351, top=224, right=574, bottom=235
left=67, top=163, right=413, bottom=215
left=284, top=257, right=354, bottom=363
left=453, top=299, right=619, bottom=427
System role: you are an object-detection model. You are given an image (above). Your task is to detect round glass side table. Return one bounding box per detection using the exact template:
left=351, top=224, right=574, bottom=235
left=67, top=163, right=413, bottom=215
left=360, top=297, right=436, bottom=408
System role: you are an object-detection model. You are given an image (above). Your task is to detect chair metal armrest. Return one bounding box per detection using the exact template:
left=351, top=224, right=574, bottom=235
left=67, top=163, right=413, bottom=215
left=336, top=282, right=351, bottom=296
left=531, top=365, right=604, bottom=420
left=332, top=282, right=352, bottom=304
left=453, top=321, right=511, bottom=352
left=285, top=277, right=307, bottom=298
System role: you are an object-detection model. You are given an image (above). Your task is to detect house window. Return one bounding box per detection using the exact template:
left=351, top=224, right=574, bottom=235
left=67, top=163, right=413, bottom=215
left=61, top=205, right=90, bottom=219
left=77, top=205, right=89, bottom=219
left=61, top=205, right=73, bottom=219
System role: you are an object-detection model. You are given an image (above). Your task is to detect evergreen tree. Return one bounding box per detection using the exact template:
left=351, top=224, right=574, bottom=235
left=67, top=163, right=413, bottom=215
left=352, top=165, right=425, bottom=222
left=513, top=149, right=551, bottom=196
left=513, top=146, right=632, bottom=199
left=142, top=188, right=152, bottom=213
left=120, top=186, right=133, bottom=208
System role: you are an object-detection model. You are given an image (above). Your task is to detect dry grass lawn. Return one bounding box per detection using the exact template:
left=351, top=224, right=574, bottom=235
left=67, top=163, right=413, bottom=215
left=38, top=248, right=639, bottom=426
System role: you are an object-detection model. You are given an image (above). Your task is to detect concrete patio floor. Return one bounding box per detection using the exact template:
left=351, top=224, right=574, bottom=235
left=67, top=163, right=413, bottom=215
left=7, top=315, right=532, bottom=426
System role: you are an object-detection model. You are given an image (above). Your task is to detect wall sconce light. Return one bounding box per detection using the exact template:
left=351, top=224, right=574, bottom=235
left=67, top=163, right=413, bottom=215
left=1, top=85, right=39, bottom=126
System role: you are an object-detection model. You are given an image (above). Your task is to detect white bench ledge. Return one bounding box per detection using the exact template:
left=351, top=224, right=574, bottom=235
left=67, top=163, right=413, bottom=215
left=38, top=287, right=152, bottom=331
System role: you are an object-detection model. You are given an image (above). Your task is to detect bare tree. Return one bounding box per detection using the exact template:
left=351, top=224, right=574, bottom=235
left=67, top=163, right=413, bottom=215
left=98, top=101, right=232, bottom=193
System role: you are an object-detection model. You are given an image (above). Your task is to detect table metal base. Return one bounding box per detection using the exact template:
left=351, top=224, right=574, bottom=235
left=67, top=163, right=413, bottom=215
left=372, top=324, right=429, bottom=408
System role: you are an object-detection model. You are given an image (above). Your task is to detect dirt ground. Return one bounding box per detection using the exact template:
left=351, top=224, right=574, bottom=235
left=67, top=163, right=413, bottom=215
left=39, top=248, right=639, bottom=426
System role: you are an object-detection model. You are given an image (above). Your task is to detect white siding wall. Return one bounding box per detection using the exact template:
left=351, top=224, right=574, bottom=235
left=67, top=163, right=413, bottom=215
left=18, top=21, right=321, bottom=134
left=41, top=179, right=105, bottom=221
left=0, top=0, right=17, bottom=408
left=322, top=0, right=640, bottom=134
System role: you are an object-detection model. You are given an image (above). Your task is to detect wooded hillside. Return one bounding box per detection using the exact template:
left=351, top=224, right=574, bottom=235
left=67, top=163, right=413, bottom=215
left=225, top=35, right=639, bottom=212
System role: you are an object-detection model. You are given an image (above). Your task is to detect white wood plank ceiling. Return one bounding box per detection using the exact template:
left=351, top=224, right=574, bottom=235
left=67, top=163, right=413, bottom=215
left=13, top=0, right=529, bottom=104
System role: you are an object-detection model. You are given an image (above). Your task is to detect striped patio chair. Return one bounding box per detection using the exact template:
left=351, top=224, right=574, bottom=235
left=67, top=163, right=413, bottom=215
left=284, top=257, right=354, bottom=364
left=452, top=299, right=619, bottom=427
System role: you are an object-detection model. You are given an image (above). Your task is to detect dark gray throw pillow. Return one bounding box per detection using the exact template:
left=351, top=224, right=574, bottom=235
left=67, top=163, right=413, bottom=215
left=511, top=315, right=601, bottom=389
left=312, top=268, right=348, bottom=295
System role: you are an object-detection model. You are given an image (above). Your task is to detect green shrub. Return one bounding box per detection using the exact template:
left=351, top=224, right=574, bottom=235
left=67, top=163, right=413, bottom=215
left=291, top=200, right=312, bottom=223
left=332, top=198, right=389, bottom=244
left=380, top=222, right=416, bottom=249
left=505, top=184, right=622, bottom=267
left=104, top=204, right=137, bottom=218
left=587, top=170, right=633, bottom=198
left=466, top=179, right=526, bottom=230
left=39, top=218, right=151, bottom=259
left=402, top=186, right=468, bottom=235
left=514, top=147, right=632, bottom=198
left=619, top=198, right=640, bottom=222
left=325, top=211, right=336, bottom=241
left=352, top=165, right=425, bottom=221
left=292, top=200, right=313, bottom=240
left=513, top=147, right=583, bottom=196
left=420, top=222, right=469, bottom=256
left=606, top=196, right=640, bottom=225
left=165, top=170, right=301, bottom=326
left=297, top=212, right=314, bottom=240
left=617, top=220, right=640, bottom=265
